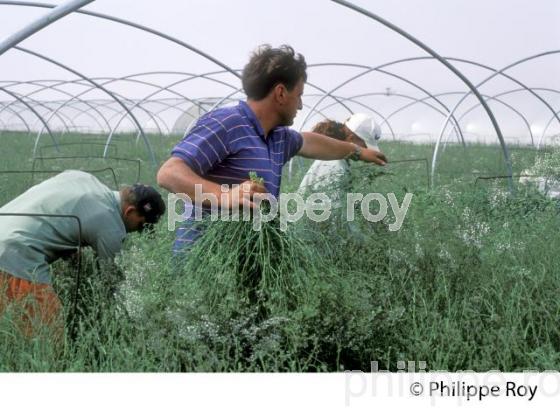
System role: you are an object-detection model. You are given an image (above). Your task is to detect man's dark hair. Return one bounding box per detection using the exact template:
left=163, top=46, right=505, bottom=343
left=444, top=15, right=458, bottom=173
left=121, top=184, right=166, bottom=224
left=242, top=44, right=307, bottom=100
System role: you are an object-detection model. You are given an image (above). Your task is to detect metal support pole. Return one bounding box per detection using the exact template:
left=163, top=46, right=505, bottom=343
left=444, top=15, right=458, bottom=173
left=330, top=0, right=513, bottom=191
left=0, top=0, right=94, bottom=56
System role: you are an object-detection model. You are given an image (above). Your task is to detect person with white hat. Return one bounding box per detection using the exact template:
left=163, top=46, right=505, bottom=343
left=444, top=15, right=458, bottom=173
left=298, top=113, right=384, bottom=196
left=344, top=112, right=382, bottom=150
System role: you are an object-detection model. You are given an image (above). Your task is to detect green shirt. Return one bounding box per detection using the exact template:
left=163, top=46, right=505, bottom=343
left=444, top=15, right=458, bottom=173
left=0, top=170, right=126, bottom=284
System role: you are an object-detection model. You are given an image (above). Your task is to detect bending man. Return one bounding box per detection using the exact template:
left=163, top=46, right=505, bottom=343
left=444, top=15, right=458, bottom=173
left=0, top=170, right=165, bottom=336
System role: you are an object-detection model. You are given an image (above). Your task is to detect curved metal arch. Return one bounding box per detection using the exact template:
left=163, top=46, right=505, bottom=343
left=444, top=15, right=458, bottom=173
left=480, top=87, right=560, bottom=147
left=0, top=0, right=93, bottom=56
left=541, top=112, right=560, bottom=148
left=196, top=74, right=360, bottom=136
left=0, top=101, right=32, bottom=132
left=3, top=102, right=46, bottom=132
left=99, top=100, right=171, bottom=135
left=0, top=75, right=207, bottom=134
left=29, top=100, right=77, bottom=133
left=68, top=98, right=128, bottom=120
left=452, top=93, right=535, bottom=145
left=101, top=73, right=249, bottom=156
left=304, top=54, right=559, bottom=184
left=432, top=50, right=560, bottom=184
left=12, top=46, right=156, bottom=163
left=540, top=111, right=560, bottom=147
left=0, top=1, right=241, bottom=80
left=137, top=98, right=202, bottom=134
left=102, top=96, right=166, bottom=136
left=101, top=69, right=248, bottom=123
left=183, top=84, right=350, bottom=139
left=42, top=79, right=168, bottom=140
left=101, top=98, right=194, bottom=131
left=0, top=79, right=113, bottom=128
left=380, top=90, right=535, bottom=145
left=127, top=99, right=174, bottom=134
left=440, top=56, right=560, bottom=131
left=150, top=97, right=201, bottom=118
left=0, top=95, right=74, bottom=134
left=330, top=0, right=513, bottom=189
left=108, top=70, right=240, bottom=110
left=0, top=113, right=7, bottom=131
left=307, top=57, right=560, bottom=147
left=474, top=87, right=560, bottom=146
left=106, top=66, right=357, bottom=125
left=52, top=98, right=113, bottom=134
left=0, top=79, right=112, bottom=133
left=132, top=97, right=230, bottom=141
left=76, top=98, right=171, bottom=137
left=0, top=87, right=58, bottom=147
left=301, top=58, right=501, bottom=158
left=96, top=77, right=235, bottom=133
left=32, top=70, right=241, bottom=153
left=10, top=100, right=78, bottom=134
left=65, top=71, right=230, bottom=125
left=198, top=94, right=335, bottom=128
left=21, top=75, right=193, bottom=137
left=309, top=91, right=463, bottom=143
left=296, top=92, right=401, bottom=139
left=180, top=66, right=359, bottom=136
left=304, top=62, right=465, bottom=145
left=12, top=100, right=77, bottom=134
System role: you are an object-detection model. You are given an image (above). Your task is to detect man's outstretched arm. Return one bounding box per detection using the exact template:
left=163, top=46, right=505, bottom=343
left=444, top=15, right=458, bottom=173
left=298, top=131, right=387, bottom=165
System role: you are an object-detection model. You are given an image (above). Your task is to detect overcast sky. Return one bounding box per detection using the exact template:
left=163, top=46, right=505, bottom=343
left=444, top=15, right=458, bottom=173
left=1, top=0, right=559, bottom=139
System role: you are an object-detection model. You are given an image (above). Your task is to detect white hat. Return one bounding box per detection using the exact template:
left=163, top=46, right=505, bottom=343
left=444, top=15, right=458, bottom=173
left=344, top=113, right=382, bottom=146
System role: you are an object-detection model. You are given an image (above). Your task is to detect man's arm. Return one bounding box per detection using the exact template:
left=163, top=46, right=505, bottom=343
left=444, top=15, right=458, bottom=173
left=298, top=131, right=387, bottom=165
left=157, top=156, right=224, bottom=201
left=157, top=157, right=266, bottom=207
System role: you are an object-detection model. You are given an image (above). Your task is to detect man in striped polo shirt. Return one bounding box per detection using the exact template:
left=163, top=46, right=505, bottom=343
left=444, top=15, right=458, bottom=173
left=157, top=44, right=387, bottom=252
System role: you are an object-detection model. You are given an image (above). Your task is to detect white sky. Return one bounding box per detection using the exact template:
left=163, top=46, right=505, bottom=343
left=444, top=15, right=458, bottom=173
left=1, top=0, right=559, bottom=140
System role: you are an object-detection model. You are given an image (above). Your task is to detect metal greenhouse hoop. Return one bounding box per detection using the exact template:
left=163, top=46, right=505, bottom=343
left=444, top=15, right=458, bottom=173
left=330, top=0, right=514, bottom=190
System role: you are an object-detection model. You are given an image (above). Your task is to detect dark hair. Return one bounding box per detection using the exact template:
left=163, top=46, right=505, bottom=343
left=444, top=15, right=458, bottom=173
left=312, top=119, right=367, bottom=148
left=312, top=120, right=348, bottom=141
left=121, top=184, right=166, bottom=224
left=242, top=44, right=307, bottom=100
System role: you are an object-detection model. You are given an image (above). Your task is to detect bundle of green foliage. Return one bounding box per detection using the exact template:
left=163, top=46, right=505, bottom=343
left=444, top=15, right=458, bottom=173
left=175, top=209, right=324, bottom=317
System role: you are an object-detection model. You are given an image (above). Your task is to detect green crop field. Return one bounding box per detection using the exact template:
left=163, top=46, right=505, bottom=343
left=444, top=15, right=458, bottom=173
left=1, top=130, right=560, bottom=372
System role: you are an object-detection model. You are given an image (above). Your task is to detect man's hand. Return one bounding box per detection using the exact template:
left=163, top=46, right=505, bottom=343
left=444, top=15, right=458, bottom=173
left=299, top=132, right=388, bottom=165
left=225, top=179, right=268, bottom=209
left=359, top=147, right=387, bottom=166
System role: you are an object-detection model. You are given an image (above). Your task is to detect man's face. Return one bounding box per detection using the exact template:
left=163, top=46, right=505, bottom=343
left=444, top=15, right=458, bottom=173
left=123, top=206, right=147, bottom=233
left=278, top=78, right=304, bottom=126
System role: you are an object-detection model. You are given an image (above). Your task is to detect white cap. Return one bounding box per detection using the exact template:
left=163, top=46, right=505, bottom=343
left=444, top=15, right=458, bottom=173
left=344, top=113, right=382, bottom=146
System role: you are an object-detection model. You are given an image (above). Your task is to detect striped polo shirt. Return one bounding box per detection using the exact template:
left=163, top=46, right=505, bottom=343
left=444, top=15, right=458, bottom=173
left=171, top=101, right=303, bottom=251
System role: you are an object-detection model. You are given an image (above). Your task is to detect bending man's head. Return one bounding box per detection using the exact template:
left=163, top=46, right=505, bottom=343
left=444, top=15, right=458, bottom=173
left=120, top=184, right=166, bottom=233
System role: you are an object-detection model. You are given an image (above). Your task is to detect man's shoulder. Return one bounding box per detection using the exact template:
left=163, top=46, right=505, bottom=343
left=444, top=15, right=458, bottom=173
left=55, top=169, right=95, bottom=181
left=272, top=126, right=301, bottom=140
left=53, top=170, right=108, bottom=189
left=199, top=104, right=247, bottom=129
